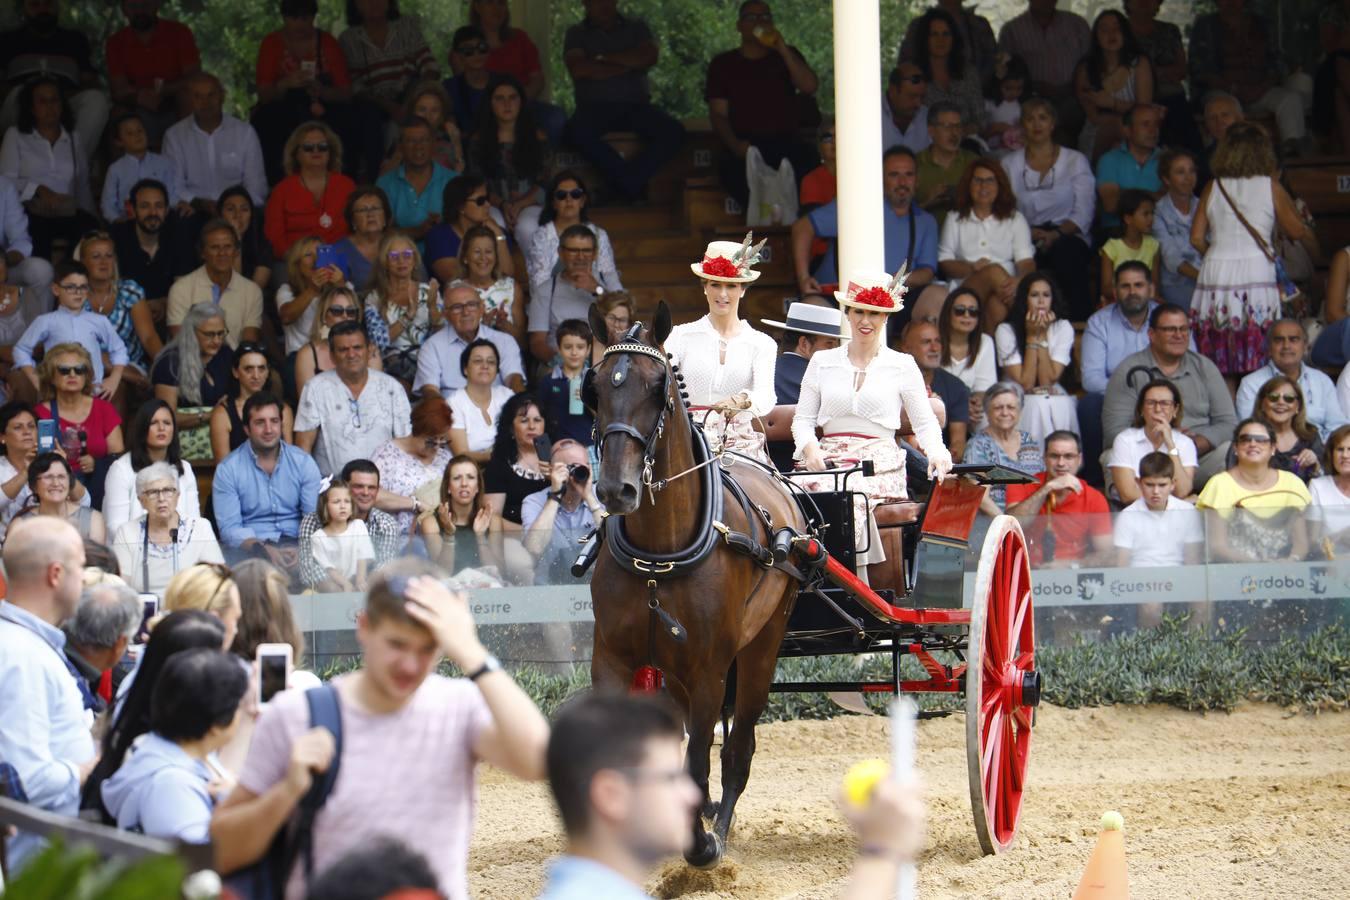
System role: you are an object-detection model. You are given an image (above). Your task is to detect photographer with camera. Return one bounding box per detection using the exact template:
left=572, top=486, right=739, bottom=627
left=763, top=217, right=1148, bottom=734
left=521, top=439, right=604, bottom=584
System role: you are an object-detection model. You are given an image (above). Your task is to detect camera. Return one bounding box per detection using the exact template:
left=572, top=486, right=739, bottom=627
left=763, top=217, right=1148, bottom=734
left=568, top=464, right=590, bottom=484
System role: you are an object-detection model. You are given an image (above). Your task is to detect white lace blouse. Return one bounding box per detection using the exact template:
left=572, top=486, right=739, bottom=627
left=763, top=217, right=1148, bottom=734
left=663, top=316, right=778, bottom=417
left=524, top=221, right=623, bottom=294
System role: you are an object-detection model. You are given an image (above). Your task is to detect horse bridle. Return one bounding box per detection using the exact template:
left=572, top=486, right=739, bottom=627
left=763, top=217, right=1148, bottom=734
left=587, top=325, right=674, bottom=490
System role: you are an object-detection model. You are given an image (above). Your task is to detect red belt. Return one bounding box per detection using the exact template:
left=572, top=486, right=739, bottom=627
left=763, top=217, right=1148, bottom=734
left=823, top=432, right=882, bottom=440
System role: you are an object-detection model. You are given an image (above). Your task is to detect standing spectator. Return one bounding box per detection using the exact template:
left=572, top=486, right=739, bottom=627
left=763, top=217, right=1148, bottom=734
left=536, top=319, right=594, bottom=447
left=211, top=343, right=296, bottom=462
left=1074, top=10, right=1153, bottom=162
left=0, top=517, right=94, bottom=873
left=296, top=320, right=412, bottom=477
left=211, top=562, right=550, bottom=899
left=425, top=175, right=513, bottom=285
left=443, top=25, right=492, bottom=138
left=72, top=231, right=155, bottom=390
left=469, top=0, right=565, bottom=141
left=1098, top=190, right=1160, bottom=304
left=331, top=185, right=392, bottom=293
left=363, top=232, right=441, bottom=384
left=1240, top=376, right=1325, bottom=483
left=937, top=288, right=996, bottom=427
left=371, top=395, right=454, bottom=534
left=375, top=116, right=458, bottom=245
left=264, top=122, right=357, bottom=258
left=1237, top=320, right=1346, bottom=441
left=278, top=237, right=347, bottom=358
left=338, top=0, right=437, bottom=125
left=937, top=158, right=1034, bottom=327
left=110, top=178, right=197, bottom=305
left=1308, top=425, right=1350, bottom=557
left=1153, top=148, right=1202, bottom=311
left=449, top=339, right=514, bottom=463
left=1094, top=104, right=1162, bottom=228
left=994, top=272, right=1077, bottom=446
left=529, top=225, right=604, bottom=364
left=1001, top=97, right=1095, bottom=320
left=899, top=0, right=996, bottom=84
left=525, top=171, right=621, bottom=296
left=151, top=303, right=233, bottom=448
left=32, top=341, right=125, bottom=477
left=62, top=578, right=140, bottom=715
left=421, top=455, right=497, bottom=576
left=0, top=172, right=53, bottom=322
left=881, top=63, right=931, bottom=155
left=1197, top=418, right=1310, bottom=562
left=162, top=73, right=268, bottom=214
left=521, top=438, right=604, bottom=583
left=0, top=402, right=89, bottom=545
left=1190, top=123, right=1311, bottom=383
left=102, top=398, right=201, bottom=535
left=298, top=458, right=401, bottom=589
left=911, top=9, right=985, bottom=134
left=167, top=219, right=265, bottom=349
left=1107, top=377, right=1197, bottom=504
left=104, top=0, right=201, bottom=146
left=455, top=224, right=525, bottom=344
left=1005, top=430, right=1113, bottom=566
left=915, top=103, right=977, bottom=228
left=1112, top=450, right=1204, bottom=569
left=100, top=113, right=184, bottom=223
left=400, top=81, right=464, bottom=173
left=763, top=299, right=842, bottom=405
left=12, top=262, right=128, bottom=406
left=415, top=283, right=524, bottom=396
left=0, top=78, right=97, bottom=259
left=18, top=452, right=106, bottom=542
left=563, top=0, right=684, bottom=204
left=484, top=392, right=548, bottom=526
left=469, top=75, right=550, bottom=249
left=705, top=0, right=819, bottom=211
left=111, top=461, right=223, bottom=595
left=217, top=186, right=273, bottom=291
left=1124, top=0, right=1202, bottom=155
left=900, top=319, right=969, bottom=460
left=997, top=0, right=1091, bottom=144
left=962, top=381, right=1040, bottom=516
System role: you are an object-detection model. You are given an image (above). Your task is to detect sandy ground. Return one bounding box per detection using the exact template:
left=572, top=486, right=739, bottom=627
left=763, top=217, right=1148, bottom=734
left=469, top=703, right=1350, bottom=899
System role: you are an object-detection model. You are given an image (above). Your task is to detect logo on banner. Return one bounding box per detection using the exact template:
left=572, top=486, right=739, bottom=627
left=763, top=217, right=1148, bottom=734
left=1077, top=573, right=1105, bottom=602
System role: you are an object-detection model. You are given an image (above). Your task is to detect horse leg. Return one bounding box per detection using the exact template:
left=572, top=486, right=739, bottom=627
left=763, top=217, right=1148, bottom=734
left=684, top=672, right=729, bottom=869
left=589, top=631, right=631, bottom=693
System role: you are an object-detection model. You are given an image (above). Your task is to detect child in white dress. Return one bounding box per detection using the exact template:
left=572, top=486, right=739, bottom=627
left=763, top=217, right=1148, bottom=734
left=311, top=480, right=375, bottom=592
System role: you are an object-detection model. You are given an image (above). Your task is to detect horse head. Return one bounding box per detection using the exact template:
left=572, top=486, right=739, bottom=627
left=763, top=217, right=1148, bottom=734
left=587, top=300, right=673, bottom=514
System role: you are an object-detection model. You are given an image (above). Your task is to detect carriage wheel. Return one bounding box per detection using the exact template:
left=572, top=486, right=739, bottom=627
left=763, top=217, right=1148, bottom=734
left=965, top=514, right=1038, bottom=855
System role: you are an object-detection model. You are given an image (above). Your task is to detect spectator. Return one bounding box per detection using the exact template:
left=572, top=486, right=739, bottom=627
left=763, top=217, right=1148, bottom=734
left=1237, top=319, right=1345, bottom=441
left=937, top=288, right=995, bottom=427
left=306, top=838, right=443, bottom=900
left=1124, top=0, right=1202, bottom=155
left=371, top=395, right=454, bottom=534
left=375, top=116, right=457, bottom=244
left=529, top=225, right=607, bottom=363
left=1315, top=245, right=1350, bottom=369
left=899, top=0, right=996, bottom=84
left=111, top=461, right=223, bottom=595
left=168, top=219, right=265, bottom=350
left=0, top=0, right=109, bottom=161
left=443, top=25, right=492, bottom=138
left=997, top=0, right=1091, bottom=143
left=109, top=179, right=196, bottom=308
left=1103, top=303, right=1236, bottom=488
left=455, top=224, right=524, bottom=343
left=160, top=565, right=241, bottom=645
left=962, top=381, right=1040, bottom=516
left=1098, top=189, right=1160, bottom=303
left=151, top=303, right=233, bottom=450
left=589, top=290, right=633, bottom=365
left=0, top=77, right=97, bottom=259
left=449, top=339, right=514, bottom=463
left=0, top=517, right=94, bottom=872
left=1191, top=123, right=1311, bottom=383
left=401, top=81, right=464, bottom=173
left=916, top=103, right=977, bottom=229
left=522, top=438, right=604, bottom=583
left=101, top=113, right=184, bottom=223
left=1197, top=92, right=1244, bottom=190
left=421, top=454, right=498, bottom=578
left=298, top=457, right=401, bottom=589
left=211, top=561, right=550, bottom=898
left=71, top=232, right=155, bottom=392
left=62, top=578, right=139, bottom=715
left=211, top=343, right=296, bottom=463
left=425, top=174, right=513, bottom=285
left=882, top=63, right=931, bottom=155
left=1080, top=261, right=1162, bottom=397
left=309, top=477, right=375, bottom=591
left=798, top=118, right=836, bottom=272
left=105, top=0, right=200, bottom=144
left=1107, top=377, right=1197, bottom=503
left=0, top=172, right=53, bottom=321
left=1000, top=97, right=1095, bottom=320
left=1153, top=148, right=1202, bottom=311
left=229, top=557, right=322, bottom=691
left=1190, top=0, right=1307, bottom=158
left=469, top=0, right=566, bottom=141
left=0, top=401, right=89, bottom=545
left=294, top=284, right=387, bottom=399
left=264, top=122, right=357, bottom=258
left=937, top=157, right=1034, bottom=327
left=296, top=320, right=412, bottom=477
left=484, top=392, right=548, bottom=526
left=525, top=170, right=621, bottom=297
left=0, top=250, right=24, bottom=362
left=1308, top=425, right=1350, bottom=557
left=1094, top=104, right=1162, bottom=230
left=103, top=398, right=201, bottom=535
left=562, top=0, right=684, bottom=203
left=900, top=319, right=969, bottom=460
left=982, top=56, right=1029, bottom=156
left=468, top=75, right=550, bottom=249
left=1005, top=430, right=1112, bottom=566
left=18, top=452, right=106, bottom=542
left=217, top=186, right=273, bottom=292
left=537, top=694, right=700, bottom=899
left=994, top=272, right=1076, bottom=446
left=33, top=340, right=126, bottom=482
left=363, top=232, right=441, bottom=384
left=338, top=0, right=437, bottom=124
left=1074, top=11, right=1154, bottom=162
left=330, top=185, right=392, bottom=293
left=705, top=0, right=819, bottom=211
left=911, top=8, right=985, bottom=134
left=1237, top=376, right=1324, bottom=483
left=162, top=73, right=268, bottom=214
left=1197, top=418, right=1310, bottom=561
left=279, top=236, right=348, bottom=358
left=763, top=299, right=842, bottom=405
left=213, top=391, right=321, bottom=565
left=1113, top=449, right=1204, bottom=568
left=536, top=319, right=595, bottom=447
left=1319, top=2, right=1350, bottom=153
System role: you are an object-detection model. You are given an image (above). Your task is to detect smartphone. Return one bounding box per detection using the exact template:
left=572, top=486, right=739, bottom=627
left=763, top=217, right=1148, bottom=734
left=136, top=593, right=159, bottom=644
left=256, top=643, right=293, bottom=705
left=533, top=434, right=552, bottom=464
left=315, top=244, right=339, bottom=271
left=38, top=418, right=57, bottom=453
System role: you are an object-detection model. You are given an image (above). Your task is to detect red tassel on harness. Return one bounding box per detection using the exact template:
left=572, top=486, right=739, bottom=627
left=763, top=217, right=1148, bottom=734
left=631, top=666, right=663, bottom=693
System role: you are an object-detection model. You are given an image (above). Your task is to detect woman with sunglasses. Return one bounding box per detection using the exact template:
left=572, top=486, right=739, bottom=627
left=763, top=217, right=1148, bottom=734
left=17, top=451, right=106, bottom=541
left=111, top=461, right=223, bottom=596
left=1198, top=418, right=1310, bottom=562
left=277, top=236, right=346, bottom=357
left=294, top=284, right=385, bottom=399
left=151, top=304, right=233, bottom=459
left=75, top=231, right=157, bottom=393
left=104, top=399, right=203, bottom=534
left=938, top=288, right=996, bottom=429
left=1230, top=376, right=1324, bottom=483
left=453, top=224, right=523, bottom=342
left=217, top=186, right=274, bottom=292
left=424, top=174, right=512, bottom=285
left=211, top=345, right=295, bottom=462
left=523, top=170, right=619, bottom=295
left=364, top=233, right=439, bottom=385
left=263, top=122, right=356, bottom=259
left=370, top=395, right=455, bottom=534
left=331, top=186, right=393, bottom=294
left=37, top=343, right=125, bottom=486
left=938, top=159, right=1034, bottom=330
left=1107, top=377, right=1197, bottom=504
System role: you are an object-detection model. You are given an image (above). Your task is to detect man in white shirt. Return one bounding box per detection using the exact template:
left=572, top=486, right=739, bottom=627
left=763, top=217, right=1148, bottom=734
left=880, top=62, right=930, bottom=154
left=415, top=283, right=525, bottom=396
left=166, top=219, right=263, bottom=349
left=1236, top=319, right=1347, bottom=442
left=162, top=72, right=268, bottom=214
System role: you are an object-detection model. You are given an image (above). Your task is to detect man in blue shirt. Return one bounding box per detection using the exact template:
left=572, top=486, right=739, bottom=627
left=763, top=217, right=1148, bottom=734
left=521, top=439, right=605, bottom=585
left=1236, top=319, right=1347, bottom=441
left=212, top=391, right=320, bottom=572
left=375, top=117, right=457, bottom=250
left=1095, top=105, right=1162, bottom=230
left=0, top=516, right=97, bottom=873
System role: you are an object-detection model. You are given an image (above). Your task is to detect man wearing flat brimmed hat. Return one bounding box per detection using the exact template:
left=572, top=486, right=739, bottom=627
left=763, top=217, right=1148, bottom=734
left=762, top=296, right=842, bottom=405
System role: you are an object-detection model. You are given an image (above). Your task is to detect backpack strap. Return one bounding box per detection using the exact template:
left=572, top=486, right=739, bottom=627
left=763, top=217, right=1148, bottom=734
left=290, top=683, right=343, bottom=884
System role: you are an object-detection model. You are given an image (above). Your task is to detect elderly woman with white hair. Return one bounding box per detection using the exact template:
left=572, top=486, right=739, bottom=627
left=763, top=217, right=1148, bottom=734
left=961, top=380, right=1042, bottom=516
left=151, top=303, right=235, bottom=461
left=111, top=462, right=224, bottom=596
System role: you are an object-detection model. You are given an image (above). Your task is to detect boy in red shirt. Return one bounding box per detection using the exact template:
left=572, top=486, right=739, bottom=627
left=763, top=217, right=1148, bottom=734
left=1005, top=430, right=1113, bottom=566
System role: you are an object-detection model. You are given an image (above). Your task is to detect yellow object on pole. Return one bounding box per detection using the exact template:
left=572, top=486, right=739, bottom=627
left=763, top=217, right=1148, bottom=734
left=831, top=0, right=885, bottom=285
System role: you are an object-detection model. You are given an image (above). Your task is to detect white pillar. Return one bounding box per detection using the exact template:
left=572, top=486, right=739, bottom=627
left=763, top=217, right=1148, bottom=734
left=832, top=0, right=885, bottom=284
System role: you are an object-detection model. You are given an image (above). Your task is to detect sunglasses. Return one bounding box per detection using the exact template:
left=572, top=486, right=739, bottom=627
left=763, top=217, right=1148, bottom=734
left=554, top=188, right=586, bottom=201
left=456, top=41, right=489, bottom=55
left=387, top=249, right=416, bottom=261
left=1236, top=433, right=1273, bottom=445
left=202, top=562, right=235, bottom=605
left=300, top=142, right=330, bottom=153
left=952, top=305, right=979, bottom=317
left=327, top=305, right=361, bottom=318
left=1265, top=392, right=1298, bottom=404
left=236, top=342, right=269, bottom=357
left=56, top=365, right=88, bottom=376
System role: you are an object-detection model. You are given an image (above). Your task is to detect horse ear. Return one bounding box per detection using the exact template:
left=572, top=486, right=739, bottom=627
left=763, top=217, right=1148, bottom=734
left=652, top=300, right=672, bottom=347
left=588, top=303, right=610, bottom=348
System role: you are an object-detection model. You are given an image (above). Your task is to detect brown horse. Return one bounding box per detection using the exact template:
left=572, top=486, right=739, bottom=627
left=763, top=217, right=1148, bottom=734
left=585, top=301, right=807, bottom=867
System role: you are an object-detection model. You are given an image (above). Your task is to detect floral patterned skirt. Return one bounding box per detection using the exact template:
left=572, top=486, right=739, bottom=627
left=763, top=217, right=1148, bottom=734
left=793, top=434, right=906, bottom=567
left=1192, top=260, right=1280, bottom=375
left=692, top=409, right=769, bottom=464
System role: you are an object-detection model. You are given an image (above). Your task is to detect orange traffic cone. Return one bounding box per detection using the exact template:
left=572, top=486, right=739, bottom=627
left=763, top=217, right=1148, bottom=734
left=1071, top=811, right=1129, bottom=899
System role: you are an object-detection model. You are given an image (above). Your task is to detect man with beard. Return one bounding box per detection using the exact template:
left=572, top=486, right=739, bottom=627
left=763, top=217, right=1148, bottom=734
left=105, top=0, right=200, bottom=146
left=109, top=179, right=196, bottom=304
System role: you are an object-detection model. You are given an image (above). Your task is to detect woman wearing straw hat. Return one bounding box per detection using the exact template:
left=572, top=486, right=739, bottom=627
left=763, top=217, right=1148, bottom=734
left=793, top=270, right=953, bottom=571
left=664, top=234, right=778, bottom=462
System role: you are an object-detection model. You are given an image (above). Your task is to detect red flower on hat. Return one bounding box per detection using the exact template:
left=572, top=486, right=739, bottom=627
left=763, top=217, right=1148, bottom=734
left=701, top=256, right=740, bottom=278
left=853, top=286, right=894, bottom=308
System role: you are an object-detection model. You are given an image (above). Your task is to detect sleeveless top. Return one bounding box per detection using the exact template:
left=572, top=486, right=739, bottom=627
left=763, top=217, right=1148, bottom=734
left=225, top=397, right=247, bottom=452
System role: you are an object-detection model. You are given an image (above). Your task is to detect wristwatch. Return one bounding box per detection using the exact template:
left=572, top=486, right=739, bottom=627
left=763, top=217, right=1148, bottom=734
left=1167, top=447, right=1180, bottom=456
left=467, top=654, right=501, bottom=681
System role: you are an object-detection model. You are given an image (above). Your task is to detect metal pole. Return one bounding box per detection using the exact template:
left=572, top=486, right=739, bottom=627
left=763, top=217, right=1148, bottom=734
left=832, top=0, right=886, bottom=283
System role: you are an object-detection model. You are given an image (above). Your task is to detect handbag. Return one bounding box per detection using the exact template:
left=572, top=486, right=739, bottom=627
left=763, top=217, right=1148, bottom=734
left=1225, top=489, right=1307, bottom=562
left=1213, top=179, right=1302, bottom=305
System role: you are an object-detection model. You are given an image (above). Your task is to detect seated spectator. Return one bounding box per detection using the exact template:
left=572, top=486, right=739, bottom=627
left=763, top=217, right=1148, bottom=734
left=1308, top=425, right=1350, bottom=557
left=151, top=303, right=233, bottom=449
left=1152, top=149, right=1201, bottom=311
left=561, top=0, right=683, bottom=203
left=338, top=0, right=437, bottom=126
left=450, top=338, right=515, bottom=463
left=900, top=319, right=969, bottom=460
left=443, top=25, right=492, bottom=138
left=101, top=113, right=183, bottom=223
left=994, top=272, right=1077, bottom=446
left=425, top=174, right=513, bottom=284
left=371, top=395, right=454, bottom=534
left=0, top=251, right=25, bottom=362
left=34, top=341, right=125, bottom=483
left=1107, top=377, right=1197, bottom=504
left=1074, top=12, right=1154, bottom=162
left=309, top=477, right=375, bottom=592
left=1005, top=430, right=1113, bottom=566
left=0, top=77, right=97, bottom=259
left=982, top=56, right=1028, bottom=155
left=400, top=81, right=464, bottom=174
left=229, top=557, right=322, bottom=691
left=1094, top=104, right=1162, bottom=229
left=1234, top=376, right=1325, bottom=483
left=0, top=172, right=54, bottom=322
left=1080, top=261, right=1162, bottom=400
left=71, top=232, right=155, bottom=391
left=525, top=170, right=621, bottom=296
left=214, top=392, right=320, bottom=564
left=468, top=75, right=550, bottom=249
left=421, top=454, right=498, bottom=576
left=330, top=186, right=392, bottom=293
left=911, top=8, right=985, bottom=135
left=296, top=320, right=412, bottom=477
left=536, top=319, right=594, bottom=447
left=216, top=186, right=273, bottom=292
left=1125, top=0, right=1202, bottom=155
left=455, top=224, right=524, bottom=343
left=1237, top=320, right=1345, bottom=441
left=797, top=118, right=836, bottom=268
left=1103, top=303, right=1237, bottom=489
left=1098, top=189, right=1160, bottom=303
left=937, top=158, right=1033, bottom=327
left=484, top=392, right=548, bottom=526
left=162, top=73, right=268, bottom=215
left=103, top=399, right=201, bottom=535
left=264, top=122, right=356, bottom=259
left=996, top=0, right=1091, bottom=143
left=0, top=401, right=90, bottom=545
left=1196, top=91, right=1243, bottom=190
left=278, top=236, right=347, bottom=357
left=211, top=343, right=296, bottom=462
left=522, top=438, right=604, bottom=583
left=763, top=298, right=841, bottom=405
left=109, top=179, right=198, bottom=314
left=17, top=452, right=106, bottom=541
left=529, top=225, right=606, bottom=363
left=1315, top=245, right=1350, bottom=369
left=916, top=103, right=977, bottom=228
left=298, top=457, right=400, bottom=589
left=470, top=0, right=566, bottom=141
left=937, top=288, right=996, bottom=428
left=375, top=116, right=458, bottom=245
left=705, top=1, right=819, bottom=210
left=105, top=0, right=200, bottom=142
left=363, top=232, right=441, bottom=384
left=882, top=63, right=931, bottom=154
left=589, top=290, right=633, bottom=366
left=111, top=461, right=223, bottom=595
left=62, top=577, right=140, bottom=715
left=1000, top=97, right=1095, bottom=321
left=168, top=219, right=265, bottom=349
left=0, top=0, right=109, bottom=161
left=1113, top=449, right=1204, bottom=567
left=1197, top=418, right=1311, bottom=561
left=294, top=284, right=386, bottom=399
left=962, top=381, right=1041, bottom=516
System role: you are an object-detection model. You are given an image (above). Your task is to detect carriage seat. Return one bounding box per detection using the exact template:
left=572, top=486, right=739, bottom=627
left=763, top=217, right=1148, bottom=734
left=873, top=500, right=922, bottom=527
left=870, top=500, right=923, bottom=595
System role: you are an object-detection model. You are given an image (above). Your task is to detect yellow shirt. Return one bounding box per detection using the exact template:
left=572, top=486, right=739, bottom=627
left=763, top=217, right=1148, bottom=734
left=1196, top=470, right=1311, bottom=518
left=1101, top=235, right=1159, bottom=270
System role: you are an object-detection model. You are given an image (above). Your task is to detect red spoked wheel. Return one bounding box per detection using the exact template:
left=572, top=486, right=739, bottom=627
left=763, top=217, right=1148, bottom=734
left=965, top=514, right=1039, bottom=855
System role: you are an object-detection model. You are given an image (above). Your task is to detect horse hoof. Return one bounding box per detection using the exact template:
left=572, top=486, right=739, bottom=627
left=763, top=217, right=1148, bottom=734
left=701, top=800, right=720, bottom=822
left=686, top=832, right=724, bottom=869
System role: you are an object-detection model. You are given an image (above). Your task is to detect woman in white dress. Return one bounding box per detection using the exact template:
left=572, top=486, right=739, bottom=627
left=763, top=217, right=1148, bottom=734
left=664, top=237, right=777, bottom=463
left=793, top=271, right=953, bottom=572
left=994, top=271, right=1078, bottom=445
left=448, top=339, right=514, bottom=463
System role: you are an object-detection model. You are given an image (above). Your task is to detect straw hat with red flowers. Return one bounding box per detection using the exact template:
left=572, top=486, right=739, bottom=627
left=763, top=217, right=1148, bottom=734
left=834, top=265, right=911, bottom=314
left=691, top=231, right=767, bottom=284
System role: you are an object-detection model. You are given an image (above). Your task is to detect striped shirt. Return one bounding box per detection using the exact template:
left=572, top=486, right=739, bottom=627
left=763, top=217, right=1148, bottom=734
left=339, top=17, right=434, bottom=103
left=997, top=10, right=1091, bottom=92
